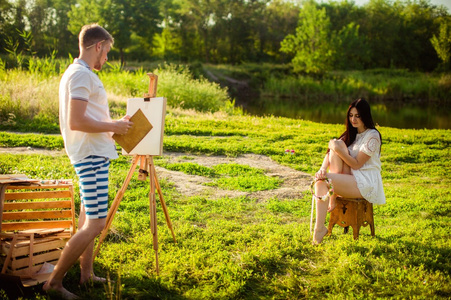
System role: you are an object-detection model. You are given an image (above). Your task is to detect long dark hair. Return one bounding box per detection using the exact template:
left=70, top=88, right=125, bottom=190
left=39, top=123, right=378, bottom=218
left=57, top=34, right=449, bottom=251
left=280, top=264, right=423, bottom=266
left=331, top=98, right=382, bottom=152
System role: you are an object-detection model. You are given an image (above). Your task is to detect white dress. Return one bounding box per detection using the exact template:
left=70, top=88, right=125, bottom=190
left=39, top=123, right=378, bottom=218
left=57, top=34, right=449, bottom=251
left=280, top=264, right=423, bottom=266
left=348, top=129, right=386, bottom=205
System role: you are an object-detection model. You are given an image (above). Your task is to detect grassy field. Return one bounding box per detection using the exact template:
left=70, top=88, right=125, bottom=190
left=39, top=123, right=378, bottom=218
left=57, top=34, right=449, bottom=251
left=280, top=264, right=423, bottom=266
left=0, top=64, right=450, bottom=299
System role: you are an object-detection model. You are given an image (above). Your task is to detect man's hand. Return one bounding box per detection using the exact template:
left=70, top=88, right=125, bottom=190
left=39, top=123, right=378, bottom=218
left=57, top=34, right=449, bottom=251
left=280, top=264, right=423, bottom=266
left=113, top=115, right=133, bottom=135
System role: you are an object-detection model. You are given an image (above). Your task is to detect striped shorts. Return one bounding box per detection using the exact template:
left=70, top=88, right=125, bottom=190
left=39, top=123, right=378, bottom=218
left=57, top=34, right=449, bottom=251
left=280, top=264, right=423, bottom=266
left=73, top=155, right=110, bottom=219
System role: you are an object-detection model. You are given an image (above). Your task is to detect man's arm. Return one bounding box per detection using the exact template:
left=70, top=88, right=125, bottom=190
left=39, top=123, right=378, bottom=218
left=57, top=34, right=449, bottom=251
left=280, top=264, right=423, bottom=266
left=68, top=99, right=131, bottom=134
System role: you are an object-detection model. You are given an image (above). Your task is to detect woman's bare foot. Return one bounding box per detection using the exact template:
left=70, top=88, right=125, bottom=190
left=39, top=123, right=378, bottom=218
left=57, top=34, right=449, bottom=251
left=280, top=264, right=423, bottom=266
left=43, top=281, right=79, bottom=299
left=313, top=226, right=328, bottom=245
left=327, top=197, right=336, bottom=212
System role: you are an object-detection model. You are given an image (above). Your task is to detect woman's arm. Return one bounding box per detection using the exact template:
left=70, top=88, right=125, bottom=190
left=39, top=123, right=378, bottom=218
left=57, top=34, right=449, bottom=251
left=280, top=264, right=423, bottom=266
left=329, top=139, right=371, bottom=170
left=315, top=152, right=330, bottom=179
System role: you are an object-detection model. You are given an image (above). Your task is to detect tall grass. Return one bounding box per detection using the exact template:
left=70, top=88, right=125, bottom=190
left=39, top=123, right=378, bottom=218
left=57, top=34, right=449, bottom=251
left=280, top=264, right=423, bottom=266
left=101, top=63, right=236, bottom=113
left=0, top=60, right=239, bottom=133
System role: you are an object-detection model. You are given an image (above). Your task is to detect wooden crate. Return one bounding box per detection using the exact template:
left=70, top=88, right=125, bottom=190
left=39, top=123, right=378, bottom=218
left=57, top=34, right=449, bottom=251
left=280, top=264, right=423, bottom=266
left=0, top=180, right=76, bottom=280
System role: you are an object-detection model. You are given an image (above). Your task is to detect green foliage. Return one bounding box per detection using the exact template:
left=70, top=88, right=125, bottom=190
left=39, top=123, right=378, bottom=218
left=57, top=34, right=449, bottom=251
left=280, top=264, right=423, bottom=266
left=281, top=1, right=335, bottom=74
left=68, top=0, right=160, bottom=65
left=99, top=63, right=237, bottom=113
left=0, top=64, right=240, bottom=134
left=431, top=19, right=451, bottom=70
left=1, top=0, right=449, bottom=70
left=0, top=108, right=450, bottom=299
left=261, top=68, right=450, bottom=102
left=154, top=64, right=235, bottom=113
left=0, top=68, right=61, bottom=133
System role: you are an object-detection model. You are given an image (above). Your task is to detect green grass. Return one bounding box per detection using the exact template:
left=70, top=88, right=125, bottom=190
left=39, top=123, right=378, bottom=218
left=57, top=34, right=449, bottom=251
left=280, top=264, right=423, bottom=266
left=0, top=63, right=450, bottom=299
left=158, top=161, right=282, bottom=192
left=1, top=112, right=450, bottom=299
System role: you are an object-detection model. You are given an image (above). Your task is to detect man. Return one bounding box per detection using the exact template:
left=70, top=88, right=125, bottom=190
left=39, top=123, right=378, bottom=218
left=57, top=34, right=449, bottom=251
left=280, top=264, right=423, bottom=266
left=43, top=24, right=132, bottom=299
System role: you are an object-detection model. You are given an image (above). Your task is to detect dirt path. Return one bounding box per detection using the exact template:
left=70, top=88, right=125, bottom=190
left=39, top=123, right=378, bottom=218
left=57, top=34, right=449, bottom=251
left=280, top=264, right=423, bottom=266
left=2, top=148, right=312, bottom=201
left=156, top=152, right=311, bottom=201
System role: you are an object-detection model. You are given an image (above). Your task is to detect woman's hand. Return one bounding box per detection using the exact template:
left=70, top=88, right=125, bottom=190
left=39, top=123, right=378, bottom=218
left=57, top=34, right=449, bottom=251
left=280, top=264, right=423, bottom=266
left=328, top=138, right=345, bottom=152
left=315, top=169, right=327, bottom=180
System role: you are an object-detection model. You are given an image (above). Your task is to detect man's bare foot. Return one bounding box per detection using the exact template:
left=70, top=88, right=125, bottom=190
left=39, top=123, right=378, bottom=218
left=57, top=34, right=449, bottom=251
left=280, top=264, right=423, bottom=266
left=80, top=274, right=107, bottom=285
left=43, top=281, right=79, bottom=299
left=313, top=227, right=328, bottom=245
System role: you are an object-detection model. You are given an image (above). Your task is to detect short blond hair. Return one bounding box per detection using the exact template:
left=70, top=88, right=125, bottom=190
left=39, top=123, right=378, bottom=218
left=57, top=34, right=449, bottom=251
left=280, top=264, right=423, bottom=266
left=79, top=24, right=114, bottom=49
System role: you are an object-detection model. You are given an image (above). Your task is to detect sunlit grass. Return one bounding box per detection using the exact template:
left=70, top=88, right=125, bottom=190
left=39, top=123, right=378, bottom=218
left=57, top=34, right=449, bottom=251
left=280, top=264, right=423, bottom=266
left=0, top=63, right=239, bottom=133
left=0, top=62, right=450, bottom=299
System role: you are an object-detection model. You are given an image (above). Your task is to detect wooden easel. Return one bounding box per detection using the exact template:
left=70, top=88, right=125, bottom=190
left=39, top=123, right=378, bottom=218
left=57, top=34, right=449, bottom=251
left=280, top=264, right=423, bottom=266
left=93, top=74, right=176, bottom=275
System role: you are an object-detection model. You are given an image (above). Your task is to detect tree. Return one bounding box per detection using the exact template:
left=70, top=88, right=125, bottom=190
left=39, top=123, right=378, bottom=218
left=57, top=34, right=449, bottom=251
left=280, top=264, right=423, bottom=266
left=46, top=0, right=78, bottom=57
left=0, top=0, right=14, bottom=55
left=261, top=0, right=299, bottom=63
left=431, top=19, right=451, bottom=70
left=334, top=22, right=368, bottom=70
left=68, top=0, right=160, bottom=65
left=280, top=1, right=335, bottom=74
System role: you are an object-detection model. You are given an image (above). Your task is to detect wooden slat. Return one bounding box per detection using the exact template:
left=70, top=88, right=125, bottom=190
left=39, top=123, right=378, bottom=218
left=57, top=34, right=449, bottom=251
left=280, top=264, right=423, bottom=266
left=11, top=249, right=62, bottom=270
left=6, top=264, right=41, bottom=278
left=3, top=200, right=72, bottom=211
left=2, top=210, right=72, bottom=221
left=2, top=232, right=70, bottom=243
left=6, top=183, right=72, bottom=190
left=4, top=190, right=72, bottom=201
left=3, top=239, right=67, bottom=257
left=2, top=220, right=73, bottom=232
left=2, top=234, right=69, bottom=250
left=20, top=228, right=65, bottom=236
left=31, top=249, right=62, bottom=266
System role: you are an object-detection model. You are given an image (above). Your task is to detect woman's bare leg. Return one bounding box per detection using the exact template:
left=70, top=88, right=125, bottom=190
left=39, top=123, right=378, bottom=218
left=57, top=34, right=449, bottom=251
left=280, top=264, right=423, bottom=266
left=313, top=141, right=353, bottom=243
left=326, top=173, right=362, bottom=198
left=327, top=143, right=352, bottom=212
left=313, top=181, right=329, bottom=244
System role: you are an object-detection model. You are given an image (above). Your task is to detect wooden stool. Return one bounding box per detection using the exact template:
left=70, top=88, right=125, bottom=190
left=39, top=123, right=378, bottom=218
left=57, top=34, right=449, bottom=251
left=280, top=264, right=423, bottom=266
left=328, top=197, right=375, bottom=240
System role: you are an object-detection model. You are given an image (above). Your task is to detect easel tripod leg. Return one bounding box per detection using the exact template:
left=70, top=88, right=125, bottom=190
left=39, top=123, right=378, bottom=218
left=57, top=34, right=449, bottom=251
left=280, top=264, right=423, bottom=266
left=148, top=157, right=159, bottom=274
left=152, top=164, right=176, bottom=243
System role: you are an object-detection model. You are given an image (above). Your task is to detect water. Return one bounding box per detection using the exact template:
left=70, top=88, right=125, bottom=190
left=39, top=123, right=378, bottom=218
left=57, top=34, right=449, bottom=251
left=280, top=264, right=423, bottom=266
left=239, top=99, right=451, bottom=130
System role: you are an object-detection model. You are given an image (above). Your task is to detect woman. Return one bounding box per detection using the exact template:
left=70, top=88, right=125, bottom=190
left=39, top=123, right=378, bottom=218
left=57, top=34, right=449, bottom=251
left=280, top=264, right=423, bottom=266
left=312, top=98, right=385, bottom=244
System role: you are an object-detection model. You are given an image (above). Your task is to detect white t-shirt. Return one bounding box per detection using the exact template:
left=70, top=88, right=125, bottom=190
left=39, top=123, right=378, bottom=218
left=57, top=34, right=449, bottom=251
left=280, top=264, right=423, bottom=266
left=59, top=59, right=118, bottom=163
left=348, top=129, right=386, bottom=205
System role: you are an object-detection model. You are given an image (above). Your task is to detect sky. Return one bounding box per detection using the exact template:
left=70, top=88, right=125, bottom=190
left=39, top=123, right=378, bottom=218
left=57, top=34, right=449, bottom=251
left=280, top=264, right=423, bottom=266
left=353, top=0, right=451, bottom=11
